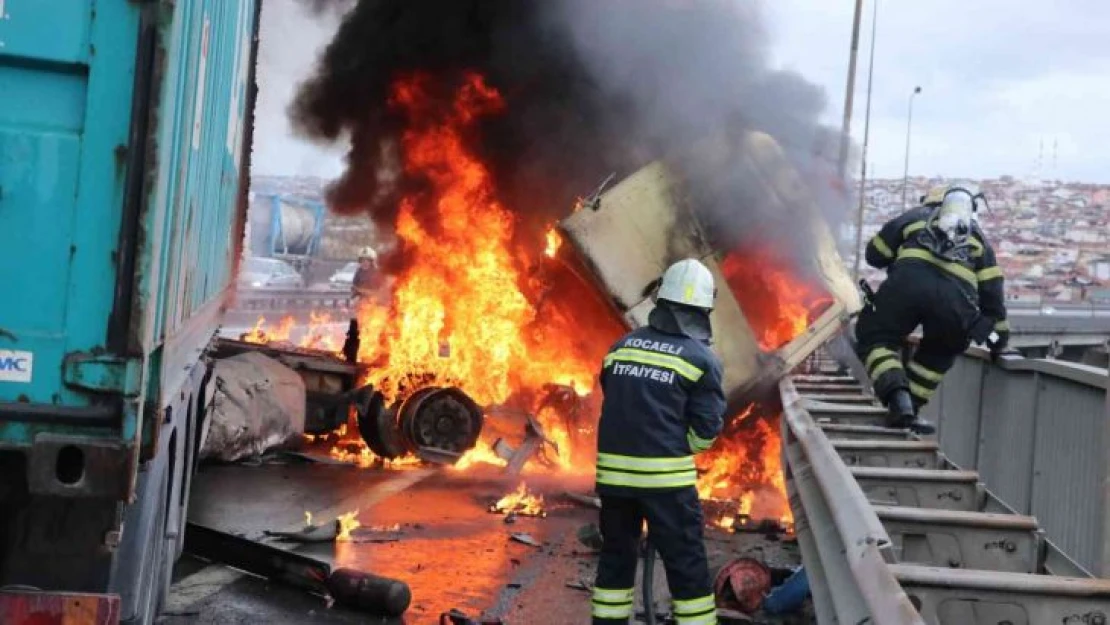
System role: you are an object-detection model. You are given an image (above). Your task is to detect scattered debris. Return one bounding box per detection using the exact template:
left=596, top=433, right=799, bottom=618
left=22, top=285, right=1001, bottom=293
left=714, top=557, right=772, bottom=615
left=264, top=521, right=340, bottom=544
left=184, top=523, right=411, bottom=616
left=439, top=608, right=504, bottom=625
left=492, top=438, right=516, bottom=462
left=565, top=580, right=592, bottom=593
left=416, top=446, right=464, bottom=465
left=349, top=523, right=406, bottom=544
left=199, top=352, right=307, bottom=462
left=561, top=491, right=601, bottom=509
left=576, top=523, right=603, bottom=550
left=509, top=533, right=542, bottom=548
left=504, top=416, right=556, bottom=476
left=336, top=510, right=361, bottom=542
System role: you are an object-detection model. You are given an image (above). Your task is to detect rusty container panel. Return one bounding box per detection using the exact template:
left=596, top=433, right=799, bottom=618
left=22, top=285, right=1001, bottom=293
left=0, top=590, right=121, bottom=625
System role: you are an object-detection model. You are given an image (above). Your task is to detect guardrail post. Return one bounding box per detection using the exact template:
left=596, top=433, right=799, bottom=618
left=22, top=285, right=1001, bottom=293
left=1103, top=378, right=1110, bottom=577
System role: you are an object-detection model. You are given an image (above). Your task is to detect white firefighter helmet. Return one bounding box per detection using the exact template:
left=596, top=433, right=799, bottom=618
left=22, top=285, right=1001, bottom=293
left=358, top=246, right=378, bottom=262
left=657, top=258, right=717, bottom=310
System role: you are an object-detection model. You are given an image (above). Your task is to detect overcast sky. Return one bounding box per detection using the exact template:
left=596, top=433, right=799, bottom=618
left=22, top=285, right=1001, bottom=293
left=767, top=0, right=1110, bottom=183
left=252, top=0, right=1110, bottom=184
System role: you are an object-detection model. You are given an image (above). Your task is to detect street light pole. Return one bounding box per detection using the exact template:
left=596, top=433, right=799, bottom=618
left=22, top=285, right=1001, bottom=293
left=851, top=0, right=879, bottom=281
left=901, top=86, right=923, bottom=208
left=837, top=0, right=866, bottom=180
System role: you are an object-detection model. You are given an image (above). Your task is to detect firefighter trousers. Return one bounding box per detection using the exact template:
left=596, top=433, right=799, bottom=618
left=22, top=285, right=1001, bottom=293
left=855, top=263, right=978, bottom=410
left=592, top=487, right=716, bottom=625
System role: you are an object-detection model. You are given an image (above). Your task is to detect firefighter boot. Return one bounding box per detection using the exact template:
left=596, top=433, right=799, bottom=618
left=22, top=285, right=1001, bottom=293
left=885, top=389, right=935, bottom=434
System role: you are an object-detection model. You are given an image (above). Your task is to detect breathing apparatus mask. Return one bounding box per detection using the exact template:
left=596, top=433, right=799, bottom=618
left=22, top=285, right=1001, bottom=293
left=923, top=185, right=986, bottom=262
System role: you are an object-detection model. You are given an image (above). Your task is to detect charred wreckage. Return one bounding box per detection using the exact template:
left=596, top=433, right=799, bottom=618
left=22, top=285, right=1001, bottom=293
left=212, top=322, right=574, bottom=468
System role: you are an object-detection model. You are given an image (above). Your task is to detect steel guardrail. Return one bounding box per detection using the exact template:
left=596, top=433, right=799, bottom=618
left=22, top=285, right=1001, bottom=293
left=780, top=366, right=1110, bottom=624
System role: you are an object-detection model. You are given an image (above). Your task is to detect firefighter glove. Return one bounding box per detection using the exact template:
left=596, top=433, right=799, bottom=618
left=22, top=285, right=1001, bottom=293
left=988, top=330, right=1010, bottom=360
left=968, top=315, right=995, bottom=345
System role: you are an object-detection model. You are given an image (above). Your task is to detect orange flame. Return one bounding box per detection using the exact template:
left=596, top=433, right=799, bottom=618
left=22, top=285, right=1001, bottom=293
left=242, top=315, right=294, bottom=345
left=240, top=313, right=344, bottom=355
left=354, top=73, right=599, bottom=408
left=696, top=405, right=793, bottom=527
left=338, top=72, right=610, bottom=475
left=721, top=248, right=832, bottom=351
left=544, top=227, right=563, bottom=258
left=491, top=482, right=546, bottom=517
left=336, top=510, right=361, bottom=542
left=453, top=441, right=509, bottom=471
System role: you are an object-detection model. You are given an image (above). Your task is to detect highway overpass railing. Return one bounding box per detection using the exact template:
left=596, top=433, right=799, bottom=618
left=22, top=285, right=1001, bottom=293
left=920, top=347, right=1110, bottom=577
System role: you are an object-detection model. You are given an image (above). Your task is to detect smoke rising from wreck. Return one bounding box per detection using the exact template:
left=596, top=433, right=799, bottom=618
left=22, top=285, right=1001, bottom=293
left=290, top=0, right=849, bottom=274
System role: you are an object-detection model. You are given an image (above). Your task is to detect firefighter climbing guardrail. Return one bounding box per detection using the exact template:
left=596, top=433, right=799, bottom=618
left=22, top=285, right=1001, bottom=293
left=780, top=356, right=1110, bottom=624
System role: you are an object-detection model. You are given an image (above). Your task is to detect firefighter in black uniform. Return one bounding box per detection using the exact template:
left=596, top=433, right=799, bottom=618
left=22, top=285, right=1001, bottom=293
left=855, top=184, right=1009, bottom=434
left=591, top=258, right=726, bottom=625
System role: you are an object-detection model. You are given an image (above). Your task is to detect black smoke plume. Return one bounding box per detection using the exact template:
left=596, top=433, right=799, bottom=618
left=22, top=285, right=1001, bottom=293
left=290, top=0, right=849, bottom=267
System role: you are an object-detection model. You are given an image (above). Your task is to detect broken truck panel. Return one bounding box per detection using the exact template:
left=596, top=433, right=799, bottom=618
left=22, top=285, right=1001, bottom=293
left=558, top=130, right=860, bottom=406
left=728, top=131, right=862, bottom=316
left=559, top=163, right=764, bottom=403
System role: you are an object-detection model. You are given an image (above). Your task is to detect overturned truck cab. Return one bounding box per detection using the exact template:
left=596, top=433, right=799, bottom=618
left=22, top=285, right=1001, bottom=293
left=558, top=130, right=863, bottom=410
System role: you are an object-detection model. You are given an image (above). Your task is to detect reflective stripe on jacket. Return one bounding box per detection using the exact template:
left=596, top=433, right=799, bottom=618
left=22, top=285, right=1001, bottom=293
left=595, top=325, right=726, bottom=495
left=865, top=206, right=1008, bottom=324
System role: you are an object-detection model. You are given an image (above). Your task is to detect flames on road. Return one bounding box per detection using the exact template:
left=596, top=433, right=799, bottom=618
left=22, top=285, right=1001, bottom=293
left=697, top=405, right=794, bottom=530
left=244, top=71, right=834, bottom=528
left=489, top=482, right=546, bottom=518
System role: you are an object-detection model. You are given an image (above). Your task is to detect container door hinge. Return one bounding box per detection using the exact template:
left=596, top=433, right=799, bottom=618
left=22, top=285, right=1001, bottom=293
left=63, top=353, right=141, bottom=397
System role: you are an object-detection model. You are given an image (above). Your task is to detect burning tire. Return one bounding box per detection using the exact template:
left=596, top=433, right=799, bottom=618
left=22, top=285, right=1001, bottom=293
left=398, top=387, right=483, bottom=454
left=354, top=387, right=407, bottom=459
left=355, top=385, right=483, bottom=461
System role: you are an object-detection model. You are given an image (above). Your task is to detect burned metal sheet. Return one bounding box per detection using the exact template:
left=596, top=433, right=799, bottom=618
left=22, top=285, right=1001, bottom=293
left=560, top=164, right=764, bottom=405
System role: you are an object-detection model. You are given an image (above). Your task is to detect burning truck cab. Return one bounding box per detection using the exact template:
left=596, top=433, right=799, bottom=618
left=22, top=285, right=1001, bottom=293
left=559, top=129, right=863, bottom=413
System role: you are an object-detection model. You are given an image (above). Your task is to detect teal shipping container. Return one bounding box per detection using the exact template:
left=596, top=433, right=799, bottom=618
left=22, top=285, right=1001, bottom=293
left=0, top=1, right=260, bottom=621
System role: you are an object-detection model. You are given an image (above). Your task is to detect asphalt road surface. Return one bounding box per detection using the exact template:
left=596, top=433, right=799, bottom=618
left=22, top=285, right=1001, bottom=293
left=162, top=453, right=807, bottom=624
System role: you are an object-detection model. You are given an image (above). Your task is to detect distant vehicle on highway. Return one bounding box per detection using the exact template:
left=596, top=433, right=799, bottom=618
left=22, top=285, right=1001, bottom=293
left=239, top=256, right=305, bottom=289
left=328, top=262, right=359, bottom=290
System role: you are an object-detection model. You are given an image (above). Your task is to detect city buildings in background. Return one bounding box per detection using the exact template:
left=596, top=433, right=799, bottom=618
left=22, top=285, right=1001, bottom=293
left=843, top=176, right=1110, bottom=305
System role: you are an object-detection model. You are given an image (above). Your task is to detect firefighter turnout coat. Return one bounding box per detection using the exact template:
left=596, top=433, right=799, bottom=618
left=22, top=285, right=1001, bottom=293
left=594, top=325, right=726, bottom=496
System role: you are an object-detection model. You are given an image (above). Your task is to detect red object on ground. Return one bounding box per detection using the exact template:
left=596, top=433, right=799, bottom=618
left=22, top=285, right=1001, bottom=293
left=714, top=557, right=772, bottom=614
left=0, top=590, right=120, bottom=625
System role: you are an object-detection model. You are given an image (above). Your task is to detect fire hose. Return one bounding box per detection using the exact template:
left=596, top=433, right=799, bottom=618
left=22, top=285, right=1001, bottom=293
left=642, top=540, right=657, bottom=625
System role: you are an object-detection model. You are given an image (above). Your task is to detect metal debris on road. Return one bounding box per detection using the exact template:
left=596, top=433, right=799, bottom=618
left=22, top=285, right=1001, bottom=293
left=184, top=522, right=412, bottom=616
left=504, top=415, right=554, bottom=476
left=561, top=491, right=601, bottom=509
left=264, top=521, right=340, bottom=543
left=439, top=608, right=505, bottom=625
left=565, top=580, right=592, bottom=593
left=509, top=532, right=542, bottom=547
